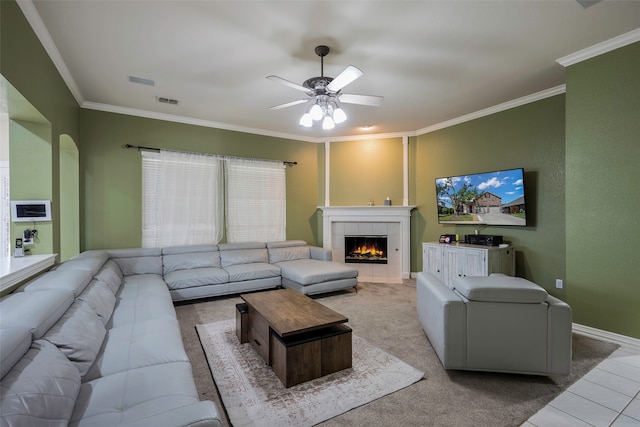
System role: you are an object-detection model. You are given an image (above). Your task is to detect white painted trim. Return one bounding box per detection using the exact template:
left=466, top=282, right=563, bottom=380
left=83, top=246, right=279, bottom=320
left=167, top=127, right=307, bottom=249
left=416, top=85, right=567, bottom=135
left=573, top=323, right=640, bottom=352
left=557, top=28, right=640, bottom=67
left=16, top=1, right=84, bottom=106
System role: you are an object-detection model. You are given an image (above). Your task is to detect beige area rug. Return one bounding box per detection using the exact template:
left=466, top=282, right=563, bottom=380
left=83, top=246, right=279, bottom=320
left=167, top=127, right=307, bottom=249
left=196, top=319, right=425, bottom=427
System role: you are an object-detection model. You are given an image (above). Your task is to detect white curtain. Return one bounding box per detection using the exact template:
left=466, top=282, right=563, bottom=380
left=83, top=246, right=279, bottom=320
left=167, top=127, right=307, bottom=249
left=225, top=158, right=286, bottom=243
left=142, top=150, right=223, bottom=247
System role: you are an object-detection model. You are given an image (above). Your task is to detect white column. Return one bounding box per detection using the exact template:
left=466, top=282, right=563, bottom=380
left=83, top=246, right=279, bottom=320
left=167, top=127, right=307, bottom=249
left=324, top=141, right=330, bottom=206
left=403, top=136, right=409, bottom=206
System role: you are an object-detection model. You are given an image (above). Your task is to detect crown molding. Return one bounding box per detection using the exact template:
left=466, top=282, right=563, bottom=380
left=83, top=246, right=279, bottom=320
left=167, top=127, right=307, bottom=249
left=81, top=102, right=319, bottom=143
left=416, top=85, right=566, bottom=136
left=16, top=0, right=85, bottom=105
left=557, top=27, right=640, bottom=67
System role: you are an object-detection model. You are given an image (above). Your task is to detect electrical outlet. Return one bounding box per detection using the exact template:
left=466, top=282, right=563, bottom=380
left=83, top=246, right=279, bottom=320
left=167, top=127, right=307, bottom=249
left=556, top=279, right=563, bottom=289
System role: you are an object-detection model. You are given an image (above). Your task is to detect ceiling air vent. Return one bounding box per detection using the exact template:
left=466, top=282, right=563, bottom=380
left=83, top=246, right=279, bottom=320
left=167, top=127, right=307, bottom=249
left=157, top=97, right=179, bottom=106
left=128, top=75, right=155, bottom=86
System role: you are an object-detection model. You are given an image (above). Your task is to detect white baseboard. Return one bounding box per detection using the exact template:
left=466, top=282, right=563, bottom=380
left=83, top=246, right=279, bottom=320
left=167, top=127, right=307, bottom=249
left=573, top=323, right=640, bottom=352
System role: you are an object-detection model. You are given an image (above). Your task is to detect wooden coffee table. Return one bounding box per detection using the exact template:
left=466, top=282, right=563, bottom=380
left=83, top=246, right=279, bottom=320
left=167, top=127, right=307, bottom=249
left=240, top=289, right=352, bottom=387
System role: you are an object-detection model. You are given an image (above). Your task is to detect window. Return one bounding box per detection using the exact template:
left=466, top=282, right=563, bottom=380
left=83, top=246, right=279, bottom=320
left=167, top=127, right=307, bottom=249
left=225, top=158, right=285, bottom=243
left=142, top=150, right=224, bottom=247
left=141, top=150, right=285, bottom=248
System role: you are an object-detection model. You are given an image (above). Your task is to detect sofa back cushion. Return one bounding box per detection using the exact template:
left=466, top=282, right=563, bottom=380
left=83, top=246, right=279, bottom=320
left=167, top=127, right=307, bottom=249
left=0, top=340, right=81, bottom=426
left=267, top=240, right=310, bottom=263
left=0, top=290, right=74, bottom=339
left=94, top=260, right=124, bottom=294
left=218, top=242, right=269, bottom=267
left=56, top=251, right=110, bottom=276
left=453, top=275, right=548, bottom=304
left=163, top=250, right=221, bottom=275
left=108, top=248, right=163, bottom=276
left=0, top=328, right=31, bottom=379
left=19, top=269, right=93, bottom=297
left=76, top=280, right=117, bottom=325
left=42, top=301, right=106, bottom=377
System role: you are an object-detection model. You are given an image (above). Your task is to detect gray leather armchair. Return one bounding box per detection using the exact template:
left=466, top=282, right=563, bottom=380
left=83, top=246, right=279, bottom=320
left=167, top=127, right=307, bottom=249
left=417, top=272, right=572, bottom=376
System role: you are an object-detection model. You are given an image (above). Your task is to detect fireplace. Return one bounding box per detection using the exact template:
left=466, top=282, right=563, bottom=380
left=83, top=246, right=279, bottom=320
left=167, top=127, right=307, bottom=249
left=345, top=235, right=388, bottom=264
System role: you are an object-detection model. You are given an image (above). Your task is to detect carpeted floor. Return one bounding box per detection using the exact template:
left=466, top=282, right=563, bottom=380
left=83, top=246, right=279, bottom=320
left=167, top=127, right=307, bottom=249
left=175, top=280, right=618, bottom=427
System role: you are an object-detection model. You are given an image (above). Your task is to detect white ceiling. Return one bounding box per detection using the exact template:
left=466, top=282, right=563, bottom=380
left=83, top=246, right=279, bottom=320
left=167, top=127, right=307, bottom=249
left=22, top=1, right=640, bottom=142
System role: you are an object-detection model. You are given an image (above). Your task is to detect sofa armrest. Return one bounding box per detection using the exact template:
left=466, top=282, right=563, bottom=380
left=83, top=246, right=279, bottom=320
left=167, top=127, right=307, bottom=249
left=417, top=272, right=466, bottom=369
left=121, top=401, right=223, bottom=427
left=309, top=246, right=332, bottom=261
left=546, top=295, right=572, bottom=375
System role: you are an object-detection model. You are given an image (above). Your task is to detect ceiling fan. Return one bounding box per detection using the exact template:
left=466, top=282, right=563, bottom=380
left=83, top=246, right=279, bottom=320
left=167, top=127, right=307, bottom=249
left=267, top=45, right=383, bottom=129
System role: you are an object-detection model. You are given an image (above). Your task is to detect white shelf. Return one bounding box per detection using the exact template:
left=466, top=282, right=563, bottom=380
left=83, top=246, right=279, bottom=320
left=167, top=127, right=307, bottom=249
left=0, top=254, right=57, bottom=292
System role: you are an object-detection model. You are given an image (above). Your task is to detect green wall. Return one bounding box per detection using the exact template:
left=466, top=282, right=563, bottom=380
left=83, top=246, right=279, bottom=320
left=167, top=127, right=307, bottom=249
left=565, top=42, right=640, bottom=338
left=414, top=96, right=567, bottom=298
left=328, top=138, right=404, bottom=207
left=78, top=109, right=319, bottom=250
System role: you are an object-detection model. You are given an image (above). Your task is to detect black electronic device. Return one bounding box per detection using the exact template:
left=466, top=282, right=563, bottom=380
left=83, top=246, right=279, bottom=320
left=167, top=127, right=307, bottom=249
left=464, top=234, right=503, bottom=246
left=439, top=234, right=457, bottom=244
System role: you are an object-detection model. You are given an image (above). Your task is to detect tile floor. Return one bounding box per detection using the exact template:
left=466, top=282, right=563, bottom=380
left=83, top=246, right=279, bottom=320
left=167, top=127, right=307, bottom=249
left=522, top=344, right=640, bottom=427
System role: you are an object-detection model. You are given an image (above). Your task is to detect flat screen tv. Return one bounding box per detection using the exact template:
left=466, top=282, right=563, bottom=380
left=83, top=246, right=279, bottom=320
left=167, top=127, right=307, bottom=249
left=436, top=168, right=526, bottom=226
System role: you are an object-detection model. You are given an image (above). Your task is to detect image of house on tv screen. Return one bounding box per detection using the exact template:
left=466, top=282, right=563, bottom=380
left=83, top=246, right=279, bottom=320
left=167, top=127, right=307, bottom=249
left=436, top=168, right=527, bottom=226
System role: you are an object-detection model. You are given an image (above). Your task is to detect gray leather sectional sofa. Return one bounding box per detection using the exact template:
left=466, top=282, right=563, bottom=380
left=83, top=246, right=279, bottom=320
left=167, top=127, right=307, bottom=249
left=0, top=240, right=357, bottom=426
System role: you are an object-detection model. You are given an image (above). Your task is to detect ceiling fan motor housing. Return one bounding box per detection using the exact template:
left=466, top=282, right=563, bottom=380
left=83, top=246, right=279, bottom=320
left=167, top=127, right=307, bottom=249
left=303, top=76, right=334, bottom=94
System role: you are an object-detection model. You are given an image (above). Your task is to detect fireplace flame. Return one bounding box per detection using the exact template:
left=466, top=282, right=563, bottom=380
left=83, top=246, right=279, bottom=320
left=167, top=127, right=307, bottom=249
left=353, top=245, right=384, bottom=257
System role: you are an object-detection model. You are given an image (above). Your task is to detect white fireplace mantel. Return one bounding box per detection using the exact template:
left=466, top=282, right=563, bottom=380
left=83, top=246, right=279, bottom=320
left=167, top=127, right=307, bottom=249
left=318, top=206, right=416, bottom=279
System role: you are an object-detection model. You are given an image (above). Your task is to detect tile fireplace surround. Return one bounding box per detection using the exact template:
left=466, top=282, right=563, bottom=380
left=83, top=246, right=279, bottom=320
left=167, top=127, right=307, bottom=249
left=319, top=206, right=415, bottom=283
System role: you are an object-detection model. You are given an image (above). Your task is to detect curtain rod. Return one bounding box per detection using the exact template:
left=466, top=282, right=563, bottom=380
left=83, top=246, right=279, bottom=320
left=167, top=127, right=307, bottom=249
left=122, top=144, right=297, bottom=167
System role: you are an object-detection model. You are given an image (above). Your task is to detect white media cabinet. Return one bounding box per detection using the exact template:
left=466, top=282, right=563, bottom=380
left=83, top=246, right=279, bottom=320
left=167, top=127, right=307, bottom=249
left=422, top=242, right=515, bottom=288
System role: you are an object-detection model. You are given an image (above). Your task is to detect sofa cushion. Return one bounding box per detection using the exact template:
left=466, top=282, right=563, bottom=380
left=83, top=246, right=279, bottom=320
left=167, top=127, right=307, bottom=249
left=0, top=290, right=74, bottom=339
left=164, top=267, right=229, bottom=290
left=163, top=251, right=221, bottom=274
left=94, top=259, right=124, bottom=294
left=219, top=246, right=269, bottom=267
left=71, top=362, right=200, bottom=426
left=43, top=301, right=106, bottom=377
left=267, top=240, right=310, bottom=263
left=113, top=256, right=163, bottom=276
left=56, top=251, right=110, bottom=275
left=108, top=275, right=176, bottom=328
left=76, top=280, right=117, bottom=325
left=276, top=259, right=358, bottom=285
left=83, top=318, right=189, bottom=381
left=453, top=275, right=548, bottom=303
left=0, top=328, right=31, bottom=379
left=19, top=269, right=94, bottom=296
left=162, top=244, right=218, bottom=256
left=0, top=340, right=81, bottom=426
left=223, top=263, right=281, bottom=282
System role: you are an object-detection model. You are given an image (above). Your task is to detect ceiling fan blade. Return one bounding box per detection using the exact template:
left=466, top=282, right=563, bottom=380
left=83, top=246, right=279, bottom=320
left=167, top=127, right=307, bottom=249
left=338, top=93, right=383, bottom=107
left=327, top=65, right=363, bottom=92
left=266, top=75, right=311, bottom=93
left=269, top=99, right=309, bottom=110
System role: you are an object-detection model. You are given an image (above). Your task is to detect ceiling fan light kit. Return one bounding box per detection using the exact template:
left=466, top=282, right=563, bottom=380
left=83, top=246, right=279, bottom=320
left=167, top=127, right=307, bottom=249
left=267, top=45, right=383, bottom=130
